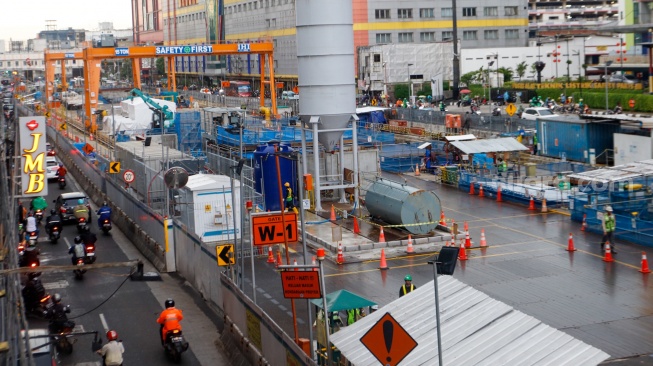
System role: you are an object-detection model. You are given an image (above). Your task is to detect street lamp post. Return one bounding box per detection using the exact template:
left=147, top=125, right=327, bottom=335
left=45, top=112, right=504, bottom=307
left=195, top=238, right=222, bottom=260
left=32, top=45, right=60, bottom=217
left=407, top=63, right=414, bottom=106
left=573, top=50, right=582, bottom=98
left=604, top=60, right=613, bottom=111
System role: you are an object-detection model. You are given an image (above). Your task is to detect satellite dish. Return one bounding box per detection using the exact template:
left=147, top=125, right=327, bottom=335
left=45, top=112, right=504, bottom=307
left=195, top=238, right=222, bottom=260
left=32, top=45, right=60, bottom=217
left=164, top=167, right=189, bottom=189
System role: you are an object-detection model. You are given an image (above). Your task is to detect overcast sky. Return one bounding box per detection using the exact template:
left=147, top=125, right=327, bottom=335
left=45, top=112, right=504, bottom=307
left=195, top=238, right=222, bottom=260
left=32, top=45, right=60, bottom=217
left=0, top=0, right=132, bottom=42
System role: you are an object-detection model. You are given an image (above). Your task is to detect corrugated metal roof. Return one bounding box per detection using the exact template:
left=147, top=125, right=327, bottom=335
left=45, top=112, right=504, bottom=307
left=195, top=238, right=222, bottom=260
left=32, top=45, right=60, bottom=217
left=356, top=106, right=389, bottom=114
left=568, top=159, right=653, bottom=183
left=330, top=276, right=609, bottom=366
left=450, top=137, right=528, bottom=154
left=183, top=174, right=234, bottom=191
left=445, top=134, right=476, bottom=142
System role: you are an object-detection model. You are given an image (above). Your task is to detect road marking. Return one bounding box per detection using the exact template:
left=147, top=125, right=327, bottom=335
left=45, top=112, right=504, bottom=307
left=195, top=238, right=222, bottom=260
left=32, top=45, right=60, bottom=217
left=64, top=237, right=71, bottom=249
left=74, top=362, right=101, bottom=366
left=43, top=280, right=69, bottom=290
left=99, top=313, right=109, bottom=332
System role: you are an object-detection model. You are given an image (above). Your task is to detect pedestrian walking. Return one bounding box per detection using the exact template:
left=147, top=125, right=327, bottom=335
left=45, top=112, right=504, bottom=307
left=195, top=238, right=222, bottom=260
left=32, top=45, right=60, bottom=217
left=601, top=206, right=617, bottom=253
left=399, top=275, right=416, bottom=297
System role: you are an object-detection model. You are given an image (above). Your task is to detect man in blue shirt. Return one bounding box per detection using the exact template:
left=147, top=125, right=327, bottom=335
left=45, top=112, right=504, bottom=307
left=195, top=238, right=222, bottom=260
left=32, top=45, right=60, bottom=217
left=97, top=201, right=112, bottom=229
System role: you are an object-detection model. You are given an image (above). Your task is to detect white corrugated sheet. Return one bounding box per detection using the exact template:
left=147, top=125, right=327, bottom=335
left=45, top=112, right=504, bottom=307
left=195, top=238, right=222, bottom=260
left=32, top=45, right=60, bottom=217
left=450, top=137, right=529, bottom=154
left=568, top=159, right=653, bottom=183
left=356, top=106, right=389, bottom=114
left=445, top=134, right=476, bottom=142
left=330, top=276, right=610, bottom=366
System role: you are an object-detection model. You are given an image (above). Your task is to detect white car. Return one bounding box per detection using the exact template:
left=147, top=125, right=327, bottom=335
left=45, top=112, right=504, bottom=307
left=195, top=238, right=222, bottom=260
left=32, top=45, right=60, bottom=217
left=520, top=107, right=559, bottom=121
left=46, top=156, right=60, bottom=180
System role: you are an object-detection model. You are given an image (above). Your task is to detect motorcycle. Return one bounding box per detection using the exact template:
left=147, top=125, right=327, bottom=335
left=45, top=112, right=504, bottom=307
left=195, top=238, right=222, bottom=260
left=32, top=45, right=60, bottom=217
left=34, top=209, right=44, bottom=224
left=58, top=176, right=66, bottom=189
left=18, top=243, right=40, bottom=270
left=492, top=107, right=501, bottom=116
left=100, top=218, right=112, bottom=235
left=47, top=223, right=61, bottom=244
left=73, top=244, right=96, bottom=279
left=22, top=275, right=52, bottom=318
left=163, top=329, right=189, bottom=363
left=76, top=217, right=89, bottom=233
left=48, top=308, right=75, bottom=354
left=73, top=258, right=86, bottom=279
left=25, top=231, right=39, bottom=247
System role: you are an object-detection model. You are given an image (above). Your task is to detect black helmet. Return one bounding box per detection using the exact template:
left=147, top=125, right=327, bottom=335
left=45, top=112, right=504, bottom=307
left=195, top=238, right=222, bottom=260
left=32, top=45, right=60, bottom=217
left=164, top=298, right=175, bottom=308
left=50, top=209, right=56, bottom=215
left=102, top=201, right=108, bottom=206
left=74, top=236, right=82, bottom=244
left=53, top=293, right=62, bottom=303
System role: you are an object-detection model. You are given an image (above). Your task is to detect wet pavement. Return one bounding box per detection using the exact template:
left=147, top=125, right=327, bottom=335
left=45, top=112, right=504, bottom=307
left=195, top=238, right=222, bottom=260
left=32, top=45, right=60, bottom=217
left=245, top=170, right=653, bottom=364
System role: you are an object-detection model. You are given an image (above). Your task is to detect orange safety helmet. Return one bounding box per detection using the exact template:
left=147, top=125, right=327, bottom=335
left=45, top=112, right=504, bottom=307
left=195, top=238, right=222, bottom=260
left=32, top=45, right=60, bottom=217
left=106, top=330, right=118, bottom=341
left=284, top=182, right=290, bottom=187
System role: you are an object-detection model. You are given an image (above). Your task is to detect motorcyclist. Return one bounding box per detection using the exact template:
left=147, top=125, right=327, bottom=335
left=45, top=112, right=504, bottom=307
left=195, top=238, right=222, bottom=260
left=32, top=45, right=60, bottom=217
left=73, top=198, right=91, bottom=222
left=45, top=208, right=62, bottom=236
left=30, top=196, right=48, bottom=212
left=157, top=298, right=183, bottom=346
left=80, top=230, right=98, bottom=247
left=22, top=272, right=46, bottom=311
left=56, top=163, right=67, bottom=178
left=46, top=293, right=71, bottom=334
left=96, top=330, right=124, bottom=366
left=25, top=211, right=38, bottom=237
left=69, top=236, right=86, bottom=265
left=20, top=240, right=40, bottom=267
left=613, top=102, right=623, bottom=114
left=97, top=201, right=112, bottom=228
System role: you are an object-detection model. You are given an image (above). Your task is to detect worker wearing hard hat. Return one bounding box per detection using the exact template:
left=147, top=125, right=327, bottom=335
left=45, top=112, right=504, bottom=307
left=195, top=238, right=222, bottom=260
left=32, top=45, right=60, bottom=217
left=284, top=182, right=298, bottom=214
left=399, top=275, right=417, bottom=297
left=600, top=206, right=617, bottom=254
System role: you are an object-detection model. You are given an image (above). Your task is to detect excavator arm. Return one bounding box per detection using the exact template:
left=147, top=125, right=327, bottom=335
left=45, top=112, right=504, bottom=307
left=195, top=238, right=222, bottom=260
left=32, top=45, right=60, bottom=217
left=129, top=88, right=175, bottom=128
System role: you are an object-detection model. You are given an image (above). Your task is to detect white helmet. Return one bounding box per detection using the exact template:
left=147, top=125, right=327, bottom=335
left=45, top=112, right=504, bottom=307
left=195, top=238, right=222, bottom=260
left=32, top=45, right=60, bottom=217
left=605, top=206, right=613, bottom=212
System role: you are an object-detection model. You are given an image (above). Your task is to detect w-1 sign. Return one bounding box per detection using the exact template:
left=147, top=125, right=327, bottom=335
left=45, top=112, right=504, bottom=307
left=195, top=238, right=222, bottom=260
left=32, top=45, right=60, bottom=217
left=252, top=212, right=297, bottom=246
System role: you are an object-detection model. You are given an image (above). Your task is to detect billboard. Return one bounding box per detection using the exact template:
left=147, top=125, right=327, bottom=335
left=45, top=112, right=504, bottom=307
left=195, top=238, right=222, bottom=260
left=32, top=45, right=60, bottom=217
left=19, top=116, right=48, bottom=197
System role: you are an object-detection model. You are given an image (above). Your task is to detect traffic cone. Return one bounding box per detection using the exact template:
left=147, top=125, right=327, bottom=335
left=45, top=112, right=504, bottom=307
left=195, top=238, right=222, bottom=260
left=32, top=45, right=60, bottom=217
left=469, top=183, right=475, bottom=195
left=566, top=233, right=577, bottom=252
left=528, top=196, right=536, bottom=211
left=330, top=205, right=336, bottom=221
left=312, top=256, right=318, bottom=271
left=439, top=211, right=446, bottom=226
left=336, top=242, right=345, bottom=264
left=276, top=251, right=283, bottom=268
left=89, top=133, right=94, bottom=141
left=463, top=221, right=469, bottom=232
left=497, top=185, right=503, bottom=202
left=378, top=226, right=386, bottom=243
left=581, top=214, right=587, bottom=231
left=267, top=246, right=275, bottom=263
left=640, top=252, right=652, bottom=274
left=541, top=198, right=548, bottom=213
left=353, top=216, right=360, bottom=234
left=444, top=240, right=450, bottom=247
left=379, top=249, right=389, bottom=270
left=479, top=229, right=487, bottom=247
left=458, top=242, right=468, bottom=261
left=478, top=185, right=485, bottom=198
left=293, top=259, right=299, bottom=271
left=415, top=164, right=420, bottom=176
left=405, top=235, right=414, bottom=254
left=465, top=231, right=472, bottom=249
left=602, top=242, right=614, bottom=262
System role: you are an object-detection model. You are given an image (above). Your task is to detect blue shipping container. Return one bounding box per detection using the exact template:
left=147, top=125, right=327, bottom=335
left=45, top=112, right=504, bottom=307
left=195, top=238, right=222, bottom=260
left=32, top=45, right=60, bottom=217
left=537, top=118, right=620, bottom=163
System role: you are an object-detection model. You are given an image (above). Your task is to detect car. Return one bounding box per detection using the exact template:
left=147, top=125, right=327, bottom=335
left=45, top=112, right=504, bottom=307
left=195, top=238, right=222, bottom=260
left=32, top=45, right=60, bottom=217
left=54, top=192, right=90, bottom=222
left=46, top=157, right=59, bottom=180
left=46, top=142, right=55, bottom=156
left=520, top=107, right=559, bottom=121
left=281, top=91, right=299, bottom=100
left=21, top=329, right=60, bottom=366
left=608, top=74, right=637, bottom=84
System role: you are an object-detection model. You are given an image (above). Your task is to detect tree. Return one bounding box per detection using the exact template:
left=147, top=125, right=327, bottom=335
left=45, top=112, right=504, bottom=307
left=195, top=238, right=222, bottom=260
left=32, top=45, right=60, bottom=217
left=156, top=58, right=165, bottom=76
left=498, top=67, right=514, bottom=83
left=415, top=83, right=432, bottom=97
left=515, top=61, right=528, bottom=81
left=119, top=60, right=132, bottom=81
left=460, top=70, right=480, bottom=87
left=393, top=84, right=410, bottom=100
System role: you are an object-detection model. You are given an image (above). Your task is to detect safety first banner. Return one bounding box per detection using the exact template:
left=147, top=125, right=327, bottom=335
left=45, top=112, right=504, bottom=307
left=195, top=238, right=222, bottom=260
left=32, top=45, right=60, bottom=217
left=20, top=116, right=48, bottom=197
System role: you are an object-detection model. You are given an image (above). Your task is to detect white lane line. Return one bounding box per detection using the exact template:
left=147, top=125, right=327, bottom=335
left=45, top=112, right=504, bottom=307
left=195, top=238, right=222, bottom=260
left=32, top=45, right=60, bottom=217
left=64, top=237, right=71, bottom=249
left=99, top=313, right=109, bottom=332
left=43, top=280, right=69, bottom=290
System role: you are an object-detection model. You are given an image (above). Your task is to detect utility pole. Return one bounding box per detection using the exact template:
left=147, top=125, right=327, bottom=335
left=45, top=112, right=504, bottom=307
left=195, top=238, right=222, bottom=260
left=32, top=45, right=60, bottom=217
left=452, top=0, right=460, bottom=100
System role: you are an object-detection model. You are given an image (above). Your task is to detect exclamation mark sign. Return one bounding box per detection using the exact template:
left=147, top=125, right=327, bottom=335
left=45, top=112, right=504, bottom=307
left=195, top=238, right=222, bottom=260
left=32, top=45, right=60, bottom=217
left=383, top=320, right=394, bottom=363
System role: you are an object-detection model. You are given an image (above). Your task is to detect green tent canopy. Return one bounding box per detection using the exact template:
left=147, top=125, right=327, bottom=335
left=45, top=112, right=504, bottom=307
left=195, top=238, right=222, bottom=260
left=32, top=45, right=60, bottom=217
left=310, top=290, right=377, bottom=312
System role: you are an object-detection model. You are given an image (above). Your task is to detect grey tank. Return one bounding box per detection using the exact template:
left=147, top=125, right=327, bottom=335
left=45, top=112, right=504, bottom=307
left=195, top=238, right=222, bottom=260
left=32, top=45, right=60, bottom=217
left=365, top=178, right=441, bottom=235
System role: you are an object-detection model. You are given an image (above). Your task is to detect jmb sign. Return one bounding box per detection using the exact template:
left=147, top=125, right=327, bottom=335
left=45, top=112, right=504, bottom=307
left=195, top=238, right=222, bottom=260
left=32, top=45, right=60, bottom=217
left=20, top=116, right=48, bottom=196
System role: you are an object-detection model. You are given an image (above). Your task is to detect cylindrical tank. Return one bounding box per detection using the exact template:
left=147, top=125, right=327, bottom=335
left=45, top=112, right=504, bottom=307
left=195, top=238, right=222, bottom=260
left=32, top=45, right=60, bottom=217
left=254, top=142, right=297, bottom=212
left=365, top=178, right=441, bottom=235
left=296, top=0, right=356, bottom=151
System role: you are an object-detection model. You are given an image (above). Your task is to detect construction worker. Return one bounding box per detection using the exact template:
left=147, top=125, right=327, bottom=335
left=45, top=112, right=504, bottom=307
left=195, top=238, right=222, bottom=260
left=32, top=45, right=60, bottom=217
left=399, top=275, right=417, bottom=297
left=346, top=308, right=363, bottom=326
left=601, top=206, right=617, bottom=254
left=284, top=182, right=298, bottom=214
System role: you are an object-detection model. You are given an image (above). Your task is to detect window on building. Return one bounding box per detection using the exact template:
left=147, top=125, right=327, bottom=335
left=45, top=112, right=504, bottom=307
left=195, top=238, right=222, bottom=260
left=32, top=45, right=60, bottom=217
left=420, top=32, right=436, bottom=42
left=505, top=29, right=519, bottom=39
left=265, top=0, right=269, bottom=7
left=483, top=7, right=498, bottom=17
left=398, top=9, right=413, bottom=19
left=419, top=8, right=434, bottom=18
left=484, top=30, right=498, bottom=39
left=373, top=54, right=381, bottom=62
left=398, top=32, right=413, bottom=43
left=375, top=9, right=390, bottom=19
left=0, top=62, right=3, bottom=67
left=442, top=31, right=453, bottom=41
left=505, top=6, right=518, bottom=16
left=441, top=8, right=452, bottom=17
left=462, top=7, right=476, bottom=17
left=376, top=33, right=392, bottom=44
left=463, top=30, right=477, bottom=40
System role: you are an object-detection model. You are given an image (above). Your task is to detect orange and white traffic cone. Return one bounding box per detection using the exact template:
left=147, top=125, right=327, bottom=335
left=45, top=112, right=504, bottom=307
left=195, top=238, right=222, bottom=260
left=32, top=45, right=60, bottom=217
left=406, top=235, right=415, bottom=255
left=458, top=242, right=468, bottom=261
left=439, top=211, right=446, bottom=226
left=312, top=256, right=318, bottom=271
left=640, top=252, right=651, bottom=274
left=528, top=196, right=536, bottom=211
left=478, top=185, right=485, bottom=198
left=330, top=205, right=336, bottom=221
left=463, top=221, right=469, bottom=232
left=293, top=259, right=299, bottom=271
left=541, top=198, right=548, bottom=213
left=276, top=251, right=283, bottom=268
left=465, top=231, right=472, bottom=249
left=378, top=226, right=386, bottom=243
left=566, top=233, right=577, bottom=252
left=444, top=240, right=450, bottom=247
left=353, top=216, right=360, bottom=234
left=581, top=214, right=587, bottom=231
left=479, top=228, right=487, bottom=247
left=603, top=242, right=614, bottom=262
left=267, top=246, right=275, bottom=263
left=497, top=185, right=503, bottom=202
left=469, top=183, right=475, bottom=195
left=89, top=133, right=94, bottom=141
left=379, top=249, right=389, bottom=270
left=336, top=242, right=345, bottom=264
left=415, top=164, right=420, bottom=176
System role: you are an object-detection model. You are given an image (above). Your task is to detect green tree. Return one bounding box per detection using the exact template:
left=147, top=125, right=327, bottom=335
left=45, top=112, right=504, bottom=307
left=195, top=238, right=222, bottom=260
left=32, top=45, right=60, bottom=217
left=119, top=60, right=132, bottom=81
left=515, top=61, right=528, bottom=81
left=156, top=58, right=165, bottom=75
left=498, top=67, right=513, bottom=83
left=460, top=70, right=480, bottom=87
left=415, top=83, right=432, bottom=97
left=394, top=84, right=410, bottom=100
